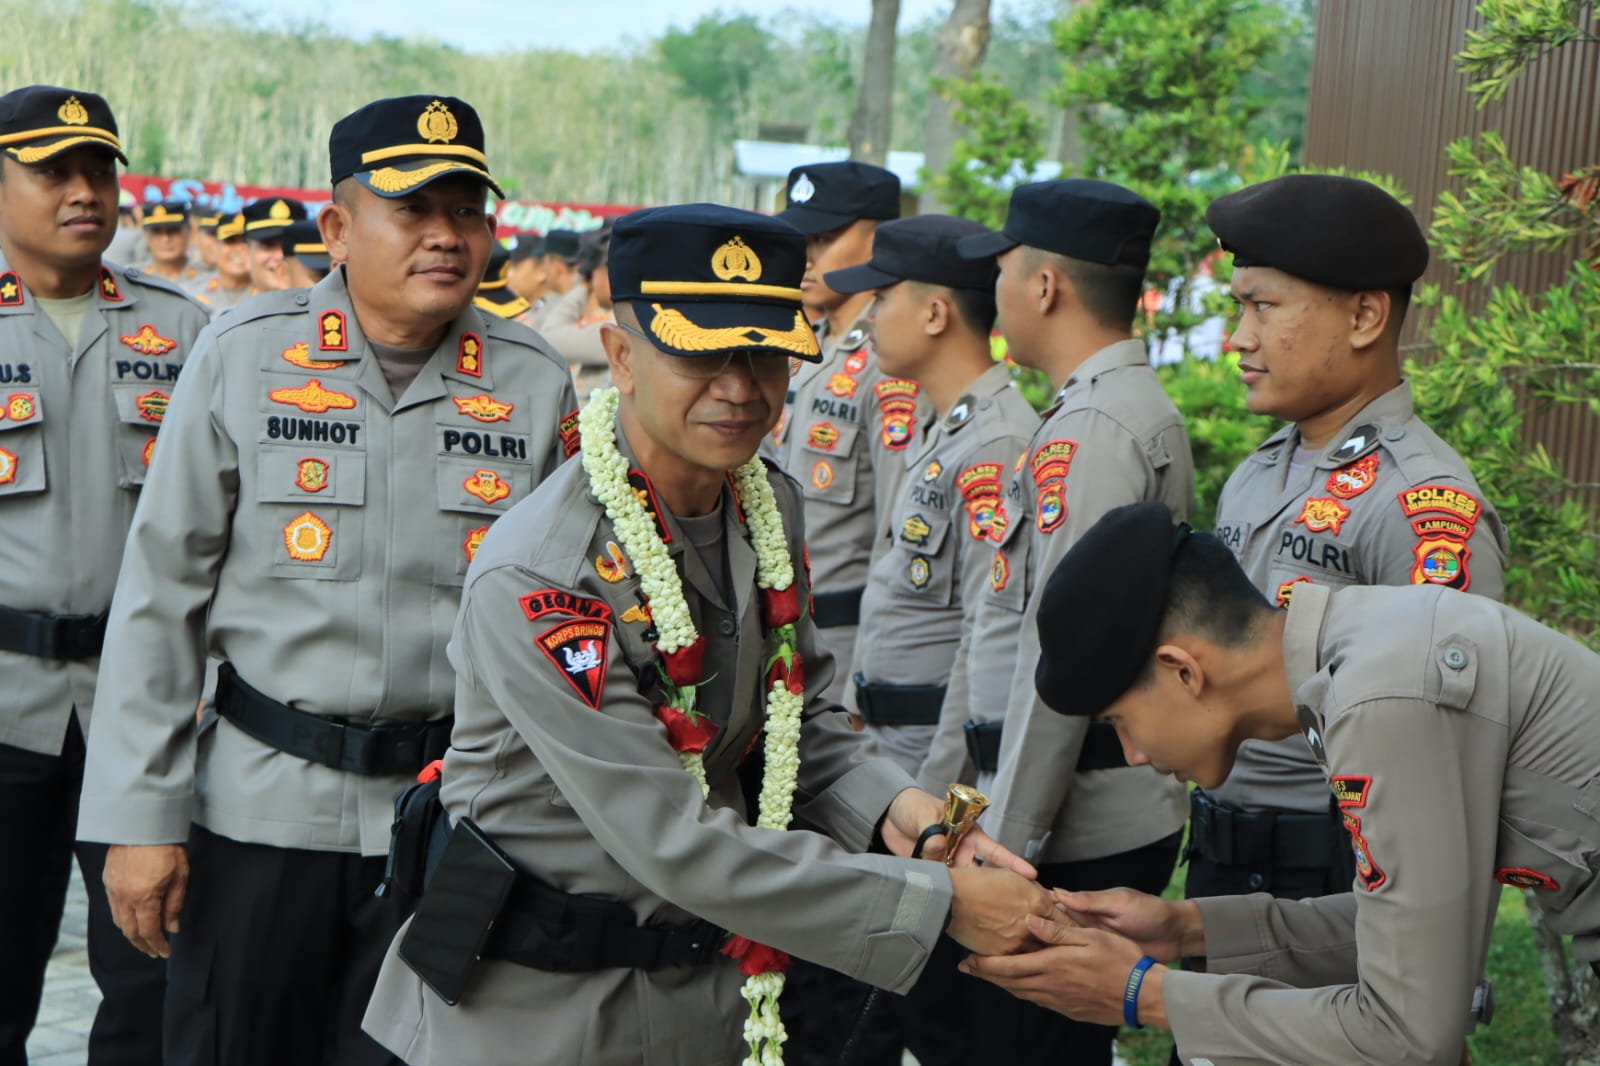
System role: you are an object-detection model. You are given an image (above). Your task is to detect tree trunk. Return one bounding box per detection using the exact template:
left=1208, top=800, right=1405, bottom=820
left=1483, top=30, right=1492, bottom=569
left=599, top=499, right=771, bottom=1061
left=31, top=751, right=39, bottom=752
left=920, top=0, right=993, bottom=211
left=848, top=0, right=901, bottom=165
left=1526, top=897, right=1600, bottom=1064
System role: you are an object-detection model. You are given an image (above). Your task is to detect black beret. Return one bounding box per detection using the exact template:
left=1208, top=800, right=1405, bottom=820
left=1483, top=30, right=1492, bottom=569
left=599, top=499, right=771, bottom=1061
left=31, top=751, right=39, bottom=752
left=329, top=95, right=502, bottom=199
left=1206, top=174, right=1428, bottom=289
left=957, top=179, right=1159, bottom=270
left=1034, top=501, right=1190, bottom=717
left=777, top=161, right=901, bottom=235
left=541, top=229, right=581, bottom=261
left=824, top=214, right=998, bottom=295
left=0, top=85, right=126, bottom=165
left=240, top=198, right=307, bottom=243
left=507, top=234, right=543, bottom=261
left=610, top=203, right=820, bottom=361
left=141, top=199, right=190, bottom=229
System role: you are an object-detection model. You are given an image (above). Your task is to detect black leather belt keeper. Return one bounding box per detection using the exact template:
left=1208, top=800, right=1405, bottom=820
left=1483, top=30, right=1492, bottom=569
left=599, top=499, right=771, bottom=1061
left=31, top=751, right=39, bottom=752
left=963, top=720, right=1127, bottom=774
left=811, top=587, right=863, bottom=628
left=0, top=604, right=107, bottom=660
left=214, top=662, right=451, bottom=776
left=483, top=869, right=726, bottom=972
left=854, top=675, right=945, bottom=726
left=1188, top=790, right=1345, bottom=870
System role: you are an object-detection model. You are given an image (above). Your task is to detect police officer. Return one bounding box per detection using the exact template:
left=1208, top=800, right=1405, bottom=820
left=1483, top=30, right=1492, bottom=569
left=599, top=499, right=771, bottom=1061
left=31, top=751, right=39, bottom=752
left=361, top=202, right=1049, bottom=1066
left=775, top=160, right=930, bottom=707
left=281, top=217, right=332, bottom=288
left=523, top=227, right=582, bottom=330
left=964, top=500, right=1600, bottom=1065
left=140, top=198, right=201, bottom=285
left=183, top=209, right=223, bottom=295
left=473, top=241, right=531, bottom=320
left=1185, top=175, right=1509, bottom=909
left=192, top=209, right=255, bottom=315
left=541, top=230, right=614, bottom=397
left=240, top=195, right=307, bottom=292
left=923, top=179, right=1195, bottom=1066
left=0, top=84, right=208, bottom=1066
left=505, top=232, right=547, bottom=308
left=78, top=94, right=580, bottom=1066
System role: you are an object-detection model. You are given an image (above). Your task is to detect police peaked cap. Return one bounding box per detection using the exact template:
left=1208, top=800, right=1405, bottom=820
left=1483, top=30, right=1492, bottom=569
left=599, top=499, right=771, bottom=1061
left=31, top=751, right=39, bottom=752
left=0, top=85, right=127, bottom=165
left=329, top=94, right=503, bottom=199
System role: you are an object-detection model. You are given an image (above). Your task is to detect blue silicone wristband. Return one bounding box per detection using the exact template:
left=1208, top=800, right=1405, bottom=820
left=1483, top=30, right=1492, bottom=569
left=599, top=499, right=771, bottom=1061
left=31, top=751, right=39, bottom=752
left=1122, top=955, right=1158, bottom=1029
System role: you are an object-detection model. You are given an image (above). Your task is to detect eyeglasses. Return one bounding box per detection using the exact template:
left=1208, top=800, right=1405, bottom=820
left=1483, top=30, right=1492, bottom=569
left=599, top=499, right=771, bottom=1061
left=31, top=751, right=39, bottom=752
left=616, top=322, right=793, bottom=382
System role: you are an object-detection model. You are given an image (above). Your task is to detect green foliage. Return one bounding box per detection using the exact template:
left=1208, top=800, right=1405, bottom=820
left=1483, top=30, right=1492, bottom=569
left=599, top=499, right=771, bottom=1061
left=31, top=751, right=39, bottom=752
left=657, top=13, right=773, bottom=131
left=926, top=73, right=1046, bottom=230
left=1156, top=354, right=1275, bottom=531
left=1457, top=0, right=1599, bottom=102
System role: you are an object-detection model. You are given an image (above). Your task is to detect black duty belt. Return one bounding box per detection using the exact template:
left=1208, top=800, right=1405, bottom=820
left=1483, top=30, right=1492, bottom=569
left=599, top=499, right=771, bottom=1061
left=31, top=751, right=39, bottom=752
left=485, top=875, right=726, bottom=972
left=215, top=662, right=450, bottom=777
left=1187, top=789, right=1345, bottom=870
left=854, top=676, right=945, bottom=726
left=811, top=587, right=863, bottom=629
left=0, top=605, right=107, bottom=661
left=963, top=720, right=1128, bottom=774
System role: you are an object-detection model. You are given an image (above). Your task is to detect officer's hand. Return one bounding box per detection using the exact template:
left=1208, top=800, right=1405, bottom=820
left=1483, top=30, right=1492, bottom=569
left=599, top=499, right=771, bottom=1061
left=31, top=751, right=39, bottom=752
left=103, top=843, right=189, bottom=958
left=945, top=865, right=1054, bottom=956
left=1051, top=887, right=1202, bottom=963
left=959, top=918, right=1169, bottom=1028
left=881, top=787, right=1037, bottom=878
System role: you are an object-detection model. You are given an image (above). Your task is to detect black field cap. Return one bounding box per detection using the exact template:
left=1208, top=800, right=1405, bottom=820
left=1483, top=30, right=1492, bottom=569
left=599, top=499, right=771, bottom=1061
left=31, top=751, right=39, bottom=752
left=507, top=234, right=543, bottom=261
left=1034, top=501, right=1191, bottom=718
left=610, top=203, right=821, bottom=361
left=283, top=219, right=331, bottom=271
left=330, top=95, right=503, bottom=199
left=0, top=85, right=127, bottom=166
left=541, top=229, right=581, bottom=262
left=778, top=161, right=901, bottom=235
left=957, top=179, right=1159, bottom=270
left=141, top=199, right=190, bottom=229
left=1207, top=174, right=1428, bottom=290
left=241, top=198, right=306, bottom=242
left=825, top=214, right=999, bottom=295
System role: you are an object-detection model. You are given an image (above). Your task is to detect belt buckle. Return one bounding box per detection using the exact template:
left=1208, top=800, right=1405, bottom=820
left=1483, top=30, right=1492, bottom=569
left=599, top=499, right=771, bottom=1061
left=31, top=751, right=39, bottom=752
left=684, top=920, right=722, bottom=965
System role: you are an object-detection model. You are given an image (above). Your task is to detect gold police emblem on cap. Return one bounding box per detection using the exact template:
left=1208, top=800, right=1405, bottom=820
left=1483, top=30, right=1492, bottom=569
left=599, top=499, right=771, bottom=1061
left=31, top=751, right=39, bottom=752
left=57, top=96, right=89, bottom=125
left=417, top=100, right=459, bottom=144
left=711, top=236, right=762, bottom=283
left=269, top=200, right=291, bottom=221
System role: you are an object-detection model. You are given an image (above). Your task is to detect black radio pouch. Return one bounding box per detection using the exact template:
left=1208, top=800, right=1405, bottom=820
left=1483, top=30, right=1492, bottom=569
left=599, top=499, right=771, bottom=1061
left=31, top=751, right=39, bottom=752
left=377, top=762, right=451, bottom=912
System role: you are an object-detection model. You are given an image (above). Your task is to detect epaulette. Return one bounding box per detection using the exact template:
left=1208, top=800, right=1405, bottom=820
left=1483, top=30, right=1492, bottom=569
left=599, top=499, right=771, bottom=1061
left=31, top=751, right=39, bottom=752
left=207, top=289, right=310, bottom=335
left=116, top=265, right=209, bottom=313
left=482, top=312, right=570, bottom=374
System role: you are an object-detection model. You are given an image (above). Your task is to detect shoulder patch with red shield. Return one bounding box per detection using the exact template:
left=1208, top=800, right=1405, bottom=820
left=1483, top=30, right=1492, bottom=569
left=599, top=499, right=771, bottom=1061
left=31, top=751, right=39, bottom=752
left=1341, top=810, right=1386, bottom=892
left=874, top=378, right=920, bottom=451
left=559, top=408, right=581, bottom=458
left=535, top=619, right=609, bottom=709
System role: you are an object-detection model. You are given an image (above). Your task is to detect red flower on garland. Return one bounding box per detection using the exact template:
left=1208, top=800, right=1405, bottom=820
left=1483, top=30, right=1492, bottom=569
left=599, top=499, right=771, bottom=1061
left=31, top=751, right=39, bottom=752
left=654, top=704, right=718, bottom=754
left=764, top=650, right=805, bottom=696
left=660, top=637, right=706, bottom=686
left=759, top=584, right=801, bottom=627
left=721, top=935, right=791, bottom=977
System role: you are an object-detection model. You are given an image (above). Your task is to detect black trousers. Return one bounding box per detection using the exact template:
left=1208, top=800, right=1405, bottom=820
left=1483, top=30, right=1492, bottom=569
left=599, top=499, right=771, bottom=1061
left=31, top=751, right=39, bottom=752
left=0, top=715, right=165, bottom=1066
left=163, top=824, right=404, bottom=1066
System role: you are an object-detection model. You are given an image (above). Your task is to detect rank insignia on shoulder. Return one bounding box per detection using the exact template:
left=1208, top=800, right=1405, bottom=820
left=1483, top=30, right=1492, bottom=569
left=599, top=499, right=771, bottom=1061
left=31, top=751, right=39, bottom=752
left=595, top=541, right=628, bottom=583
left=5, top=392, right=37, bottom=422
left=1411, top=535, right=1471, bottom=589
left=456, top=332, right=483, bottom=377
left=283, top=511, right=332, bottom=561
left=463, top=525, right=488, bottom=564
left=1495, top=867, right=1559, bottom=891
left=0, top=271, right=22, bottom=307
left=0, top=447, right=16, bottom=484
left=119, top=324, right=177, bottom=356
left=989, top=550, right=1010, bottom=592
left=810, top=459, right=833, bottom=490
left=1330, top=775, right=1371, bottom=808
left=535, top=619, right=609, bottom=710
left=900, top=513, right=932, bottom=546
left=1298, top=706, right=1327, bottom=766
left=281, top=341, right=344, bottom=370
left=1326, top=453, right=1380, bottom=500
left=559, top=409, right=581, bottom=458
left=947, top=401, right=971, bottom=428
left=1275, top=575, right=1312, bottom=608
left=135, top=389, right=170, bottom=423
left=825, top=372, right=857, bottom=398
left=907, top=555, right=931, bottom=590
left=318, top=310, right=348, bottom=352
left=843, top=348, right=867, bottom=375
left=1031, top=439, right=1077, bottom=484
left=453, top=393, right=514, bottom=423
left=463, top=468, right=511, bottom=505
left=1342, top=811, right=1386, bottom=892
left=520, top=589, right=613, bottom=624
left=141, top=437, right=156, bottom=467
left=1328, top=424, right=1378, bottom=464
left=1036, top=481, right=1066, bottom=533
left=841, top=326, right=868, bottom=351
left=1294, top=497, right=1350, bottom=536
left=294, top=457, right=330, bottom=493
left=807, top=422, right=839, bottom=451
left=269, top=378, right=357, bottom=414
left=98, top=267, right=123, bottom=302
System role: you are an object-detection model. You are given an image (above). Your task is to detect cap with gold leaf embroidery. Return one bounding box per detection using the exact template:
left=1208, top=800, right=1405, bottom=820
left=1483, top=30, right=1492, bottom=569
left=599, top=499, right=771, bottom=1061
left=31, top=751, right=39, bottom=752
left=609, top=203, right=821, bottom=362
left=0, top=85, right=127, bottom=166
left=141, top=199, right=190, bottom=229
left=216, top=212, right=246, bottom=241
left=329, top=95, right=503, bottom=200
left=195, top=210, right=223, bottom=233
left=241, top=198, right=307, bottom=243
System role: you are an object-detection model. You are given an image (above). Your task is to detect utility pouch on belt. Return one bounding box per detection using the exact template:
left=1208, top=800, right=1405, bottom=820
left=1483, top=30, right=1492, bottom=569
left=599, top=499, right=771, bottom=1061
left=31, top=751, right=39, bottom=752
left=397, top=816, right=517, bottom=1007
left=378, top=761, right=451, bottom=911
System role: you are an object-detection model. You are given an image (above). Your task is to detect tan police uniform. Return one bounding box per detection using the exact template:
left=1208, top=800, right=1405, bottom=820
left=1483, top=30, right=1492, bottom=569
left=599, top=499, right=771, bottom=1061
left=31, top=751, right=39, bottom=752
left=1206, top=381, right=1508, bottom=817
left=362, top=433, right=952, bottom=1065
left=0, top=257, right=207, bottom=752
left=778, top=310, right=933, bottom=705
left=855, top=362, right=1037, bottom=773
left=79, top=265, right=578, bottom=853
left=925, top=340, right=1193, bottom=862
left=1163, top=581, right=1600, bottom=1065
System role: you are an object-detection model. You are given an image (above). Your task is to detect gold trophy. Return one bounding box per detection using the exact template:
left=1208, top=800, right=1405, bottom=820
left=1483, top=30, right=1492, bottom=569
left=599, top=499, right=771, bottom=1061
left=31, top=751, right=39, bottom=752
left=939, top=783, right=990, bottom=865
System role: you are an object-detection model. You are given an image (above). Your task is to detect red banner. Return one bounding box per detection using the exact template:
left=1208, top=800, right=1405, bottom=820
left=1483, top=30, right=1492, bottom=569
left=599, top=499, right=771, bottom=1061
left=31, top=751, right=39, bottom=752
left=118, top=174, right=637, bottom=237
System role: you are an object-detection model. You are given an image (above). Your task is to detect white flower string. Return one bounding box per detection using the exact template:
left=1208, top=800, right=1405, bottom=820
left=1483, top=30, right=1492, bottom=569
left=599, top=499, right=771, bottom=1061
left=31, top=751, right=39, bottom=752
left=579, top=386, right=800, bottom=1064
